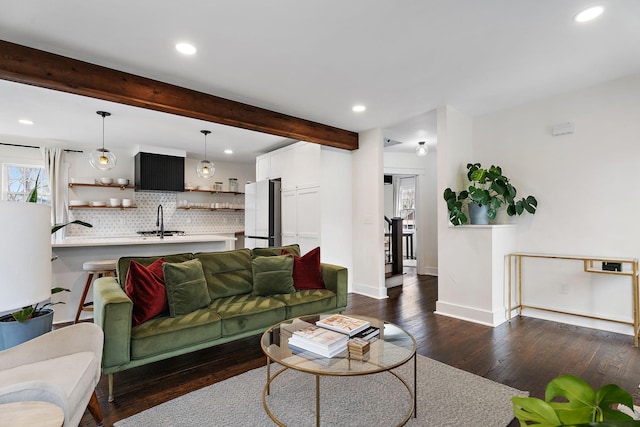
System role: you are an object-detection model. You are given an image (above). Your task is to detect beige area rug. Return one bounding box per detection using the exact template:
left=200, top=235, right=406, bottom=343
left=115, top=354, right=528, bottom=426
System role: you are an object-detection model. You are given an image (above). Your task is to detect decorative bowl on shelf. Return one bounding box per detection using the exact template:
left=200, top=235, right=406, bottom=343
left=122, top=199, right=133, bottom=207
left=69, top=200, right=88, bottom=207
left=198, top=185, right=212, bottom=191
left=90, top=201, right=106, bottom=207
left=116, top=178, right=129, bottom=186
left=100, top=177, right=113, bottom=185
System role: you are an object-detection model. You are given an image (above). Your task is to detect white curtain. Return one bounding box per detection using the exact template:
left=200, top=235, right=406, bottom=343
left=41, top=147, right=67, bottom=228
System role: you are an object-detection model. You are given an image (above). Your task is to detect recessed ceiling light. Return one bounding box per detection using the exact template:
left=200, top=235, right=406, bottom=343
left=224, top=149, right=233, bottom=155
left=352, top=105, right=366, bottom=113
left=176, top=43, right=197, bottom=55
left=18, top=119, right=34, bottom=125
left=574, top=6, right=604, bottom=23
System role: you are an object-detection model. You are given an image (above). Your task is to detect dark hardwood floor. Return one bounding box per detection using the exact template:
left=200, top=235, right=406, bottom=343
left=80, top=269, right=640, bottom=426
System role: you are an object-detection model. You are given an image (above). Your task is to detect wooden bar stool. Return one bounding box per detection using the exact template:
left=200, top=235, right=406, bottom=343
left=74, top=259, right=117, bottom=323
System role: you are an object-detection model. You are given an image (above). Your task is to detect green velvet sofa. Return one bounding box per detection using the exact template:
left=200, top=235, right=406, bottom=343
left=92, top=245, right=348, bottom=401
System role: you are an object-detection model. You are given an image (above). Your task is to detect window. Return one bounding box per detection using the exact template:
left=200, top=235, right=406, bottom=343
left=397, top=177, right=416, bottom=230
left=3, top=164, right=49, bottom=203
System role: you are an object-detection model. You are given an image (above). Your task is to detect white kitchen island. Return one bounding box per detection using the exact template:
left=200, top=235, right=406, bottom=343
left=51, top=234, right=236, bottom=323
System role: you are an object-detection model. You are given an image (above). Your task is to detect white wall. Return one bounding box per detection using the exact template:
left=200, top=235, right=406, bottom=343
left=471, top=73, right=640, bottom=334
left=384, top=150, right=438, bottom=275
left=320, top=147, right=353, bottom=285
left=352, top=129, right=386, bottom=298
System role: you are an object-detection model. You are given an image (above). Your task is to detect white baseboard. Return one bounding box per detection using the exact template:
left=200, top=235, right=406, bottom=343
left=435, top=300, right=507, bottom=327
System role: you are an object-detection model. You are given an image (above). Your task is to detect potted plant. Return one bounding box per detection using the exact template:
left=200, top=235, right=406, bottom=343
left=443, top=163, right=538, bottom=225
left=512, top=374, right=638, bottom=426
left=0, top=177, right=92, bottom=349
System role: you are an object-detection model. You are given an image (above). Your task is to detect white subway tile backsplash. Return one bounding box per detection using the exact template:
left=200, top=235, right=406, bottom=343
left=67, top=192, right=244, bottom=237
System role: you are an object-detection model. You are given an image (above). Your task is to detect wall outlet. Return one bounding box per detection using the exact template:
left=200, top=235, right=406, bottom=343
left=560, top=282, right=569, bottom=294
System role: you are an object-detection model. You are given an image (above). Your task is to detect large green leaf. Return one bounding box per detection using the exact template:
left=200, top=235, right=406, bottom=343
left=596, top=384, right=634, bottom=421
left=512, top=396, right=562, bottom=426
left=443, top=188, right=456, bottom=202
left=487, top=207, right=497, bottom=220
left=11, top=306, right=35, bottom=322
left=470, top=168, right=487, bottom=183
left=545, top=375, right=595, bottom=407
left=491, top=178, right=507, bottom=195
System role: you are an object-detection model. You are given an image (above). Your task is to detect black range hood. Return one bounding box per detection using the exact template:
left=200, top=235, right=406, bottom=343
left=135, top=152, right=184, bottom=192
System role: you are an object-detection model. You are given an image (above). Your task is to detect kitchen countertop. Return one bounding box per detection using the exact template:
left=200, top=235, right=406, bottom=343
left=52, top=233, right=236, bottom=248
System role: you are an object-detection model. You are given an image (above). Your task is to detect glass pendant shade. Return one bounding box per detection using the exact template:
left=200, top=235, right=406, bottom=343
left=89, top=148, right=117, bottom=170
left=416, top=141, right=428, bottom=157
left=197, top=160, right=215, bottom=178
left=90, top=111, right=116, bottom=170
left=197, top=130, right=215, bottom=178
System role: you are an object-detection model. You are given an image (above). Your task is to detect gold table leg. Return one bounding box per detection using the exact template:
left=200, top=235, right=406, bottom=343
left=316, top=374, right=320, bottom=427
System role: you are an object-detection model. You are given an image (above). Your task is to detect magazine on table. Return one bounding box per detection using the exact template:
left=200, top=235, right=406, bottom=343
left=315, top=314, right=371, bottom=336
left=291, top=325, right=349, bottom=349
left=288, top=340, right=347, bottom=358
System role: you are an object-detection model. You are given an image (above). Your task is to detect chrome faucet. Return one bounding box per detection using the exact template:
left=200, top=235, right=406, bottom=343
left=156, top=204, right=164, bottom=239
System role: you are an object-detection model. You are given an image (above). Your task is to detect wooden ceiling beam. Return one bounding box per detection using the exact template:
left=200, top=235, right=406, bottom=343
left=0, top=40, right=358, bottom=151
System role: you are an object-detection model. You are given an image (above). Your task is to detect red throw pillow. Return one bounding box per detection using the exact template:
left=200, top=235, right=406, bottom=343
left=125, top=258, right=167, bottom=326
left=282, top=247, right=325, bottom=290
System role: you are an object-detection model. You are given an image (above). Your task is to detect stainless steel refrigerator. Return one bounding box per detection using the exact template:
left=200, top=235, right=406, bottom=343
left=244, top=180, right=281, bottom=248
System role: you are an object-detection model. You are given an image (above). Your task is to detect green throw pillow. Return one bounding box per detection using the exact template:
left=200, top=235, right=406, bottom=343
left=252, top=244, right=301, bottom=258
left=252, top=255, right=295, bottom=296
left=163, top=258, right=211, bottom=317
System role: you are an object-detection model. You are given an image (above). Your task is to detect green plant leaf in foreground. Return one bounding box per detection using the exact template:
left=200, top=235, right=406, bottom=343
left=512, top=396, right=561, bottom=426
left=513, top=375, right=636, bottom=426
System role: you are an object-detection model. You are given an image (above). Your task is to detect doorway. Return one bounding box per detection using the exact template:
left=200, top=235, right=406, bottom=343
left=384, top=174, right=418, bottom=269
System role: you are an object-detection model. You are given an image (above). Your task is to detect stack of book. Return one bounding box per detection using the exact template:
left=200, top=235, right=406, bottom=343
left=348, top=337, right=370, bottom=361
left=288, top=325, right=349, bottom=358
left=315, top=314, right=371, bottom=337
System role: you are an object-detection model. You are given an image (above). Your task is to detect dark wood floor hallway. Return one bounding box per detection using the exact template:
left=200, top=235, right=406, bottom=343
left=81, top=268, right=640, bottom=426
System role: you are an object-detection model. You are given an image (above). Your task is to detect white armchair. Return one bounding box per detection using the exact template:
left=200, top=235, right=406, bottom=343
left=0, top=322, right=104, bottom=426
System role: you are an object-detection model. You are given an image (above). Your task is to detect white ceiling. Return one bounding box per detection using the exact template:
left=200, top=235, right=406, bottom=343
left=1, top=1, right=639, bottom=161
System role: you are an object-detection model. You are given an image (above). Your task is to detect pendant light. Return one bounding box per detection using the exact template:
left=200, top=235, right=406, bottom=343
left=416, top=141, right=428, bottom=157
left=196, top=130, right=215, bottom=178
left=89, top=111, right=117, bottom=170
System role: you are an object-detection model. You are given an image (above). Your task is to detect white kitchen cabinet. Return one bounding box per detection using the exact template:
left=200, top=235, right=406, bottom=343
left=281, top=142, right=320, bottom=191
left=255, top=141, right=351, bottom=272
left=256, top=154, right=271, bottom=181
left=281, top=186, right=321, bottom=254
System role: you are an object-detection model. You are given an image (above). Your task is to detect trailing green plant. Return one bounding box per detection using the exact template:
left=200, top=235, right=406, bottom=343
left=7, top=173, right=92, bottom=322
left=512, top=374, right=638, bottom=426
left=443, top=163, right=538, bottom=226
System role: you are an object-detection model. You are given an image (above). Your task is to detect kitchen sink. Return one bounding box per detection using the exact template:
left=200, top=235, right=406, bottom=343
left=136, top=230, right=186, bottom=237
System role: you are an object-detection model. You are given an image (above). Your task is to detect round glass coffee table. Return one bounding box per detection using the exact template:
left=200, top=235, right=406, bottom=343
left=260, top=314, right=417, bottom=427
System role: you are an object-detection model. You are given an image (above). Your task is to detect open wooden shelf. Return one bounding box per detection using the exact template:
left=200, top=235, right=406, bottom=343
left=69, top=183, right=134, bottom=190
